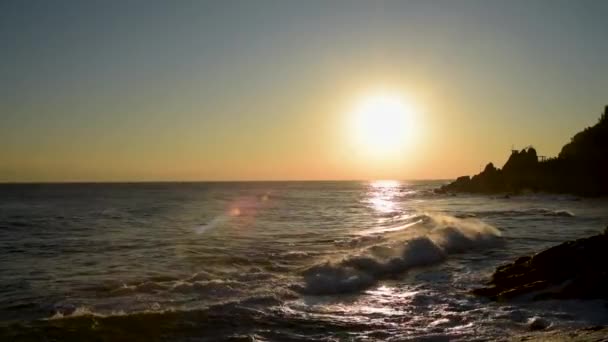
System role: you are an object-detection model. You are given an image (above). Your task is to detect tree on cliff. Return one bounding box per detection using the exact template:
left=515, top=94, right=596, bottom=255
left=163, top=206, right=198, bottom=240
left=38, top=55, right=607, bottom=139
left=556, top=106, right=608, bottom=195
left=559, top=106, right=608, bottom=161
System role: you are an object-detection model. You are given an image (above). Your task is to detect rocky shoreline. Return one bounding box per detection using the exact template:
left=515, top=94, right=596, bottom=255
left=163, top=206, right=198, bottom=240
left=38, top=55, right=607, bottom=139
left=474, top=228, right=608, bottom=340
left=510, top=326, right=608, bottom=341
left=473, top=227, right=608, bottom=301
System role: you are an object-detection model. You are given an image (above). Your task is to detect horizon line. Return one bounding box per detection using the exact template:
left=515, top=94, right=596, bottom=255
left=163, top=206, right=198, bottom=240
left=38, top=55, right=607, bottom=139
left=0, top=178, right=453, bottom=185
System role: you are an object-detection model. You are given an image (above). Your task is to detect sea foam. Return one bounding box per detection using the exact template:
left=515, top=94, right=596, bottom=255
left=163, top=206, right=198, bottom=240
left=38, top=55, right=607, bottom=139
left=298, top=214, right=502, bottom=295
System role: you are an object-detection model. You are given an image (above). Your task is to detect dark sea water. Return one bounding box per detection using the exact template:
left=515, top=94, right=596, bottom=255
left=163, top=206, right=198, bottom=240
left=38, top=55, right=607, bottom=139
left=1, top=181, right=608, bottom=341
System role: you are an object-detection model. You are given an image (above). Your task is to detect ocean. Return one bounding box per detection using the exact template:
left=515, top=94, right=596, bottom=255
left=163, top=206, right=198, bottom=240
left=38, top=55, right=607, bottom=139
left=1, top=181, right=607, bottom=341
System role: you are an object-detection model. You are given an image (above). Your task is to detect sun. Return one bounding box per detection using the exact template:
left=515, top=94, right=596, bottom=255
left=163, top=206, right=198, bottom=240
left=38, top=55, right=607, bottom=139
left=351, top=91, right=417, bottom=157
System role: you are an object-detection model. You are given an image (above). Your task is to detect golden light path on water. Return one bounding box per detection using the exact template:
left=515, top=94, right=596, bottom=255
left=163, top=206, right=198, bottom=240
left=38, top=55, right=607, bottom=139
left=359, top=180, right=423, bottom=236
left=318, top=179, right=445, bottom=338
left=186, top=180, right=489, bottom=339
left=368, top=180, right=402, bottom=214
left=326, top=180, right=417, bottom=329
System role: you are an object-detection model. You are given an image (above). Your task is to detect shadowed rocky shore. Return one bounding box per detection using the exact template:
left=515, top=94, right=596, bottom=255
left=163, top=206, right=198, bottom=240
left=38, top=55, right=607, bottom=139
left=437, top=106, right=608, bottom=197
left=475, top=228, right=608, bottom=339
left=473, top=227, right=608, bottom=301
left=511, top=326, right=608, bottom=341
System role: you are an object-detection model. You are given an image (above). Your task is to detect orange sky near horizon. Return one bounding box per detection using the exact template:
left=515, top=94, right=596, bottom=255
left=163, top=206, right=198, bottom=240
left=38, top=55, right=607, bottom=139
left=2, top=1, right=608, bottom=182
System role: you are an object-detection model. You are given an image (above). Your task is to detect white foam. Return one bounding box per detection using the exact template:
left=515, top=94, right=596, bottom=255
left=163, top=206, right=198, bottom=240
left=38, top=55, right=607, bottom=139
left=359, top=218, right=423, bottom=235
left=194, top=216, right=228, bottom=234
left=547, top=210, right=574, bottom=217
left=170, top=279, right=242, bottom=296
left=48, top=306, right=127, bottom=320
left=481, top=208, right=575, bottom=217
left=299, top=214, right=502, bottom=295
left=526, top=208, right=574, bottom=217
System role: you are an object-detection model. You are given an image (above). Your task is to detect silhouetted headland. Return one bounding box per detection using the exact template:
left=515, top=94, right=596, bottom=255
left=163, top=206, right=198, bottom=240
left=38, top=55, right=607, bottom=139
left=437, top=106, right=608, bottom=196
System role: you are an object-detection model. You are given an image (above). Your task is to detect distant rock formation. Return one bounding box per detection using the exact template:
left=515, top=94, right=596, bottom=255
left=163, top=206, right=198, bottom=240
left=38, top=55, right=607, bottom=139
left=472, top=227, right=608, bottom=301
left=438, top=105, right=608, bottom=196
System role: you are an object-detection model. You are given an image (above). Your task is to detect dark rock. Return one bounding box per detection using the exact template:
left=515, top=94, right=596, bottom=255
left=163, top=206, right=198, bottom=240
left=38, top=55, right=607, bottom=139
left=472, top=227, right=608, bottom=301
left=527, top=317, right=550, bottom=331
left=512, top=326, right=608, bottom=342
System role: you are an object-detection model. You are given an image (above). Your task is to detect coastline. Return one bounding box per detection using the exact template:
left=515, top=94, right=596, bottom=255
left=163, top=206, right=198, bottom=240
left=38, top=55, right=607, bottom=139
left=438, top=106, right=608, bottom=197
left=511, top=326, right=608, bottom=341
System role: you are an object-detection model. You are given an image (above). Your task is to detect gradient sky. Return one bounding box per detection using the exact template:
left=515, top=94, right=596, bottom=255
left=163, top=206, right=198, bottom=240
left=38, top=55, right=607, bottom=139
left=2, top=0, right=608, bottom=182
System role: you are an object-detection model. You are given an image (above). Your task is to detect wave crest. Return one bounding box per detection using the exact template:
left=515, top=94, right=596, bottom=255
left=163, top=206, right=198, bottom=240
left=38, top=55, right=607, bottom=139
left=297, top=214, right=502, bottom=295
left=478, top=208, right=575, bottom=217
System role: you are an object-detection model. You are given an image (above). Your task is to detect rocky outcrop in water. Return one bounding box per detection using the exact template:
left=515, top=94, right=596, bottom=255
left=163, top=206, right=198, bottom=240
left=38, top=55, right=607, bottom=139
left=437, top=106, right=608, bottom=196
left=473, top=227, right=608, bottom=301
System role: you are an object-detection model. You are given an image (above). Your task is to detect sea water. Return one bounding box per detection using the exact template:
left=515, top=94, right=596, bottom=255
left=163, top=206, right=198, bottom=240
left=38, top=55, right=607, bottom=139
left=1, top=181, right=607, bottom=340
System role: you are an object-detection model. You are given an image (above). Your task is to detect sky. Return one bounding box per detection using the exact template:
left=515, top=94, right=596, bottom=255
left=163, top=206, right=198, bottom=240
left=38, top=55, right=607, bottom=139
left=1, top=0, right=608, bottom=182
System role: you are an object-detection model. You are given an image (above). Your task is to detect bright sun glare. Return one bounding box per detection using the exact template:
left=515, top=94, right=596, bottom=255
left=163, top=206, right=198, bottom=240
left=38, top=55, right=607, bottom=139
left=351, top=92, right=417, bottom=157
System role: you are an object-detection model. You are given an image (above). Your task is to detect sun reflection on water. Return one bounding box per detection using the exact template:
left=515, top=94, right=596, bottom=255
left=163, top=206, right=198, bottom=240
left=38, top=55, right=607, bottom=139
left=367, top=180, right=402, bottom=214
left=371, top=180, right=401, bottom=189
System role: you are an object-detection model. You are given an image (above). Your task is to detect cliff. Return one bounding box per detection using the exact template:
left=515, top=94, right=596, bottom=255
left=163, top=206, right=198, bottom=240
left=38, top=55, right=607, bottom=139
left=438, top=105, right=608, bottom=196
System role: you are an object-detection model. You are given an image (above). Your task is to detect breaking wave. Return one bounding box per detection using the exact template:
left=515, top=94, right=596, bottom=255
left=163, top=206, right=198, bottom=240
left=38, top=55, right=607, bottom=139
left=542, top=209, right=575, bottom=217
left=297, top=214, right=502, bottom=295
left=477, top=208, right=575, bottom=217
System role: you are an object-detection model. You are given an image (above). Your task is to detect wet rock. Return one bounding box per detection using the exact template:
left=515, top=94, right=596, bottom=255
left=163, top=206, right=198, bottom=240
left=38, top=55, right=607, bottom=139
left=473, top=227, right=608, bottom=301
left=527, top=316, right=551, bottom=331
left=511, top=326, right=608, bottom=342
